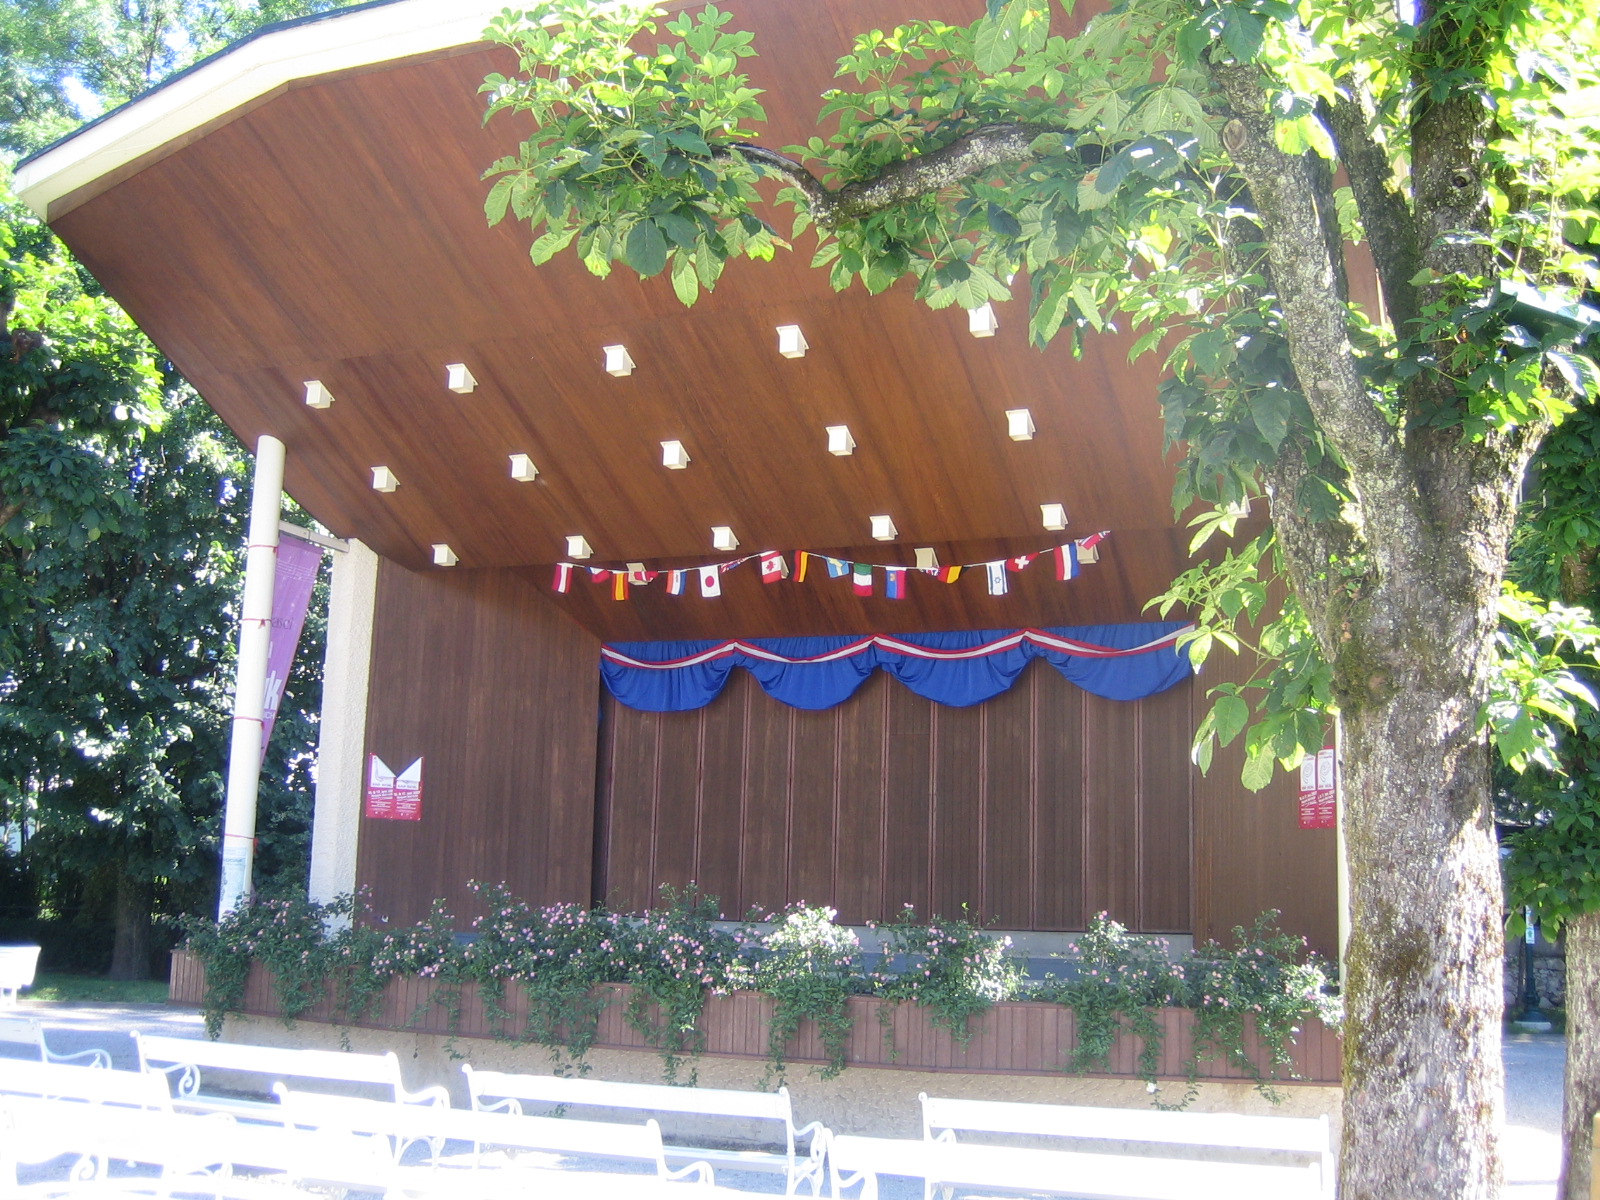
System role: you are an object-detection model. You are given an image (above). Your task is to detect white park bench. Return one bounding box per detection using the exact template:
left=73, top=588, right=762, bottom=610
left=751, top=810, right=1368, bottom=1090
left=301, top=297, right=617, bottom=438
left=462, top=1065, right=827, bottom=1195
left=0, top=1058, right=173, bottom=1109
left=0, top=1090, right=394, bottom=1198
left=131, top=1032, right=449, bottom=1117
left=0, top=944, right=40, bottom=1006
left=0, top=1013, right=113, bottom=1068
left=827, top=1094, right=1332, bottom=1200
left=273, top=1084, right=714, bottom=1188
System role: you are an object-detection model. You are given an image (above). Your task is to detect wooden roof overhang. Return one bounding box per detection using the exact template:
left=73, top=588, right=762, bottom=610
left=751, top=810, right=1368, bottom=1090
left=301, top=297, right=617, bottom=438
left=16, top=0, right=1202, bottom=643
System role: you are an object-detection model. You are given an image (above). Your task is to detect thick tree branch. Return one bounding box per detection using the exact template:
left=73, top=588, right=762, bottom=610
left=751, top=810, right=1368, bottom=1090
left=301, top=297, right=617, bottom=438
left=729, top=122, right=1050, bottom=229
left=1325, top=90, right=1423, bottom=334
left=1210, top=62, right=1426, bottom=558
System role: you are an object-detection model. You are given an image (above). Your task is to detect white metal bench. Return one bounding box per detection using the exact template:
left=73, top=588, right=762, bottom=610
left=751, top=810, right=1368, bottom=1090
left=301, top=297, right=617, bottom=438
left=463, top=1065, right=827, bottom=1194
left=0, top=1059, right=173, bottom=1109
left=132, top=1031, right=448, bottom=1116
left=0, top=1091, right=394, bottom=1197
left=828, top=1094, right=1331, bottom=1200
left=0, top=944, right=40, bottom=1006
left=0, top=1014, right=113, bottom=1068
left=273, top=1084, right=714, bottom=1187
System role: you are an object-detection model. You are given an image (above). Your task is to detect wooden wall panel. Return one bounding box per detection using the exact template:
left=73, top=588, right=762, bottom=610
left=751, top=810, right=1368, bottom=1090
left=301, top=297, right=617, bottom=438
left=598, top=661, right=1210, bottom=931
left=1193, top=644, right=1340, bottom=959
left=356, top=562, right=600, bottom=927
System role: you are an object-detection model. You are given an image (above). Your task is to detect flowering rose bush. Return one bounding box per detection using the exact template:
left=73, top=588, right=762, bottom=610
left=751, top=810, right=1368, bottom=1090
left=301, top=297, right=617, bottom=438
left=181, top=889, right=1335, bottom=1099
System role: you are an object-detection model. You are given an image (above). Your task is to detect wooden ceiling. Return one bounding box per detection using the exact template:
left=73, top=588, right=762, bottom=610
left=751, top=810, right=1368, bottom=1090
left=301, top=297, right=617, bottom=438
left=46, top=0, right=1203, bottom=641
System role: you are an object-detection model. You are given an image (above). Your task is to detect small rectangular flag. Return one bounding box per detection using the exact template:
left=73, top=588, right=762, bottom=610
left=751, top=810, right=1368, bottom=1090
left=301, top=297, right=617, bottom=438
left=937, top=565, right=963, bottom=584
left=589, top=567, right=612, bottom=582
left=985, top=560, right=1009, bottom=596
left=667, top=569, right=687, bottom=595
left=826, top=556, right=849, bottom=579
left=1078, top=530, right=1107, bottom=563
left=852, top=563, right=873, bottom=596
left=612, top=573, right=629, bottom=601
left=795, top=551, right=811, bottom=582
left=699, top=565, right=721, bottom=597
left=760, top=552, right=788, bottom=584
left=1054, top=542, right=1080, bottom=581
left=1010, top=553, right=1037, bottom=571
left=884, top=566, right=906, bottom=599
left=553, top=563, right=573, bottom=593
left=627, top=563, right=657, bottom=586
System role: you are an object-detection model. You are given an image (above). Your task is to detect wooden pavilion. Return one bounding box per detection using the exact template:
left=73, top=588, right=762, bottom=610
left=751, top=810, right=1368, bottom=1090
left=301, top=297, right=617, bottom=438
left=14, top=0, right=1337, bottom=955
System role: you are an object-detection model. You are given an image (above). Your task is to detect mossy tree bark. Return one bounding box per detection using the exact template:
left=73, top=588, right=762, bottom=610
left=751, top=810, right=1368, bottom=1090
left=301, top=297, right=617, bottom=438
left=1560, top=911, right=1600, bottom=1200
left=1211, top=47, right=1525, bottom=1198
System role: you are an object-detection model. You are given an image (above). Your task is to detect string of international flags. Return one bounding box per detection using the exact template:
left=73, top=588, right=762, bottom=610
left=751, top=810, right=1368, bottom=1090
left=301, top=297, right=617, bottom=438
left=551, top=532, right=1110, bottom=600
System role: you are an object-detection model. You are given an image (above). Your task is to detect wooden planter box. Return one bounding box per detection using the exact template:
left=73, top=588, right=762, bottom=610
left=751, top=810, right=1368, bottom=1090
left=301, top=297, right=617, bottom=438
left=168, top=949, right=1341, bottom=1084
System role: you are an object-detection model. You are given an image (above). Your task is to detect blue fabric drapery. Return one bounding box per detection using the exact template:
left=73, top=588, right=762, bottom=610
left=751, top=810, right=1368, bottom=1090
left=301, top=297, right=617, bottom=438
left=600, top=622, right=1196, bottom=712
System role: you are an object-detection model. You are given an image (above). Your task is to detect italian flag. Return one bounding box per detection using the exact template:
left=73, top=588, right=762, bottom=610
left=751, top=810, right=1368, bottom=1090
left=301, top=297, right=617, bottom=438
left=852, top=563, right=873, bottom=596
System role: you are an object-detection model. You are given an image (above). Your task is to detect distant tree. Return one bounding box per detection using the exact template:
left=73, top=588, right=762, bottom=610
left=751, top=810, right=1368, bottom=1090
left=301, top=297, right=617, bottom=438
left=0, top=188, right=326, bottom=977
left=1503, top=401, right=1600, bottom=1200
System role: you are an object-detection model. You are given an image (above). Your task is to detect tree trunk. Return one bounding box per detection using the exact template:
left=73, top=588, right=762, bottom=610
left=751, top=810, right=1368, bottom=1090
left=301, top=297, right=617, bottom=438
left=1338, top=674, right=1506, bottom=1199
left=108, top=871, right=153, bottom=982
left=1560, top=910, right=1600, bottom=1200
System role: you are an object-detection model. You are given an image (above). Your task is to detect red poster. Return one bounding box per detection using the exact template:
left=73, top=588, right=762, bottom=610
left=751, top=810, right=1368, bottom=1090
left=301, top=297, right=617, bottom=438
left=393, top=758, right=423, bottom=821
left=365, top=755, right=396, bottom=819
left=1298, top=744, right=1338, bottom=829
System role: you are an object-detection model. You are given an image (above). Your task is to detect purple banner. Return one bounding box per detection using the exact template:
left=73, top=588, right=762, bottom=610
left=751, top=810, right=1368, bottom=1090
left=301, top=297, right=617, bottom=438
left=261, top=533, right=323, bottom=761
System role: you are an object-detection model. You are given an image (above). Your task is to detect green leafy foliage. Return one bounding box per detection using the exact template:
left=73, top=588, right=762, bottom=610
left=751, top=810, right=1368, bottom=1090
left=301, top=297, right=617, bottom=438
left=873, top=905, right=1020, bottom=1047
left=739, top=902, right=862, bottom=1082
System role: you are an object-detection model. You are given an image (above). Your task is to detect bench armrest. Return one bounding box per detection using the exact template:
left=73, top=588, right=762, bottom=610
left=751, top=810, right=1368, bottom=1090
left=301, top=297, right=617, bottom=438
left=399, top=1084, right=452, bottom=1108
left=663, top=1159, right=716, bottom=1186
left=795, top=1120, right=828, bottom=1145
left=472, top=1096, right=522, bottom=1116
left=45, top=1046, right=111, bottom=1069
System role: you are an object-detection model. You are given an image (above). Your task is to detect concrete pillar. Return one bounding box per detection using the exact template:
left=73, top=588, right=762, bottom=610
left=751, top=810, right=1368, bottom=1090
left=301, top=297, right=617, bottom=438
left=219, top=434, right=284, bottom=917
left=307, top=538, right=379, bottom=916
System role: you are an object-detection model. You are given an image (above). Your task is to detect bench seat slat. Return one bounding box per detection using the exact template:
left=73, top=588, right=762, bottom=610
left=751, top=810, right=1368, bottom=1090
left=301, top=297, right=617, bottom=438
left=923, top=1097, right=1330, bottom=1154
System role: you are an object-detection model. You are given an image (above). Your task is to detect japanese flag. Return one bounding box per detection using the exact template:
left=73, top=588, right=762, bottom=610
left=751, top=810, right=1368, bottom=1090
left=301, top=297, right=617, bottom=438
left=699, top=566, right=722, bottom=597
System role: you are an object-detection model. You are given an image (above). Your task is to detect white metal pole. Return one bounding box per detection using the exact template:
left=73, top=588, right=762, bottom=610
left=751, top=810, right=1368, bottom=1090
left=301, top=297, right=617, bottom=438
left=218, top=434, right=285, bottom=918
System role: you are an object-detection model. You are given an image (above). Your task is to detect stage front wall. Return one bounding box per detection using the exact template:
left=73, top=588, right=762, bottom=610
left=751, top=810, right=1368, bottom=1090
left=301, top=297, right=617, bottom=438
left=595, top=660, right=1195, bottom=932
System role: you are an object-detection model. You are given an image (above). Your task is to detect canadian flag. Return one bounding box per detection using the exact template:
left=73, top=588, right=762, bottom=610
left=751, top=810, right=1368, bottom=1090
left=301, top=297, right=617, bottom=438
left=699, top=566, right=722, bottom=597
left=760, top=552, right=788, bottom=583
left=552, top=563, right=573, bottom=593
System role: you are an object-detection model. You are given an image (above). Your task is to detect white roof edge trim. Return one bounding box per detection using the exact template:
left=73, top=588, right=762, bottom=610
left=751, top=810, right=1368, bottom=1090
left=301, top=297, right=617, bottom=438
left=14, top=0, right=511, bottom=219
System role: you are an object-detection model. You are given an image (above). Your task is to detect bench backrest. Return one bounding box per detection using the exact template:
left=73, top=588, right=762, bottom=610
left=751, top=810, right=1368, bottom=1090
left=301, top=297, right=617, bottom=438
left=0, top=1059, right=171, bottom=1109
left=0, top=945, right=39, bottom=993
left=134, top=1032, right=403, bottom=1096
left=921, top=1095, right=1330, bottom=1156
left=463, top=1066, right=793, bottom=1124
left=0, top=1015, right=43, bottom=1057
left=275, top=1085, right=670, bottom=1166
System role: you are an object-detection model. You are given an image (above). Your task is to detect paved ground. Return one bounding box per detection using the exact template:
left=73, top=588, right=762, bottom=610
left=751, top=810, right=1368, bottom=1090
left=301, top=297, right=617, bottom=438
left=3, top=1001, right=1572, bottom=1197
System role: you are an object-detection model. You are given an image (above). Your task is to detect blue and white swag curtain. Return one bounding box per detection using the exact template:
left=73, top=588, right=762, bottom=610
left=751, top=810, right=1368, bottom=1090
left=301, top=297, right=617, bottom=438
left=601, top=621, right=1197, bottom=713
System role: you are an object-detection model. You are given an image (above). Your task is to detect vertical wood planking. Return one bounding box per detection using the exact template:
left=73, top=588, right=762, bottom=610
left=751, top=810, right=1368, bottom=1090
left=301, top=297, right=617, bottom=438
left=1136, top=679, right=1194, bottom=931
left=788, top=706, right=840, bottom=909
left=882, top=683, right=934, bottom=917
left=1081, top=691, right=1141, bottom=925
left=741, top=688, right=792, bottom=915
left=1033, top=672, right=1086, bottom=930
left=652, top=708, right=702, bottom=897
left=695, top=682, right=746, bottom=918
left=357, top=562, right=600, bottom=927
left=833, top=674, right=888, bottom=924
left=932, top=702, right=985, bottom=917
left=981, top=668, right=1035, bottom=926
left=599, top=705, right=660, bottom=912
